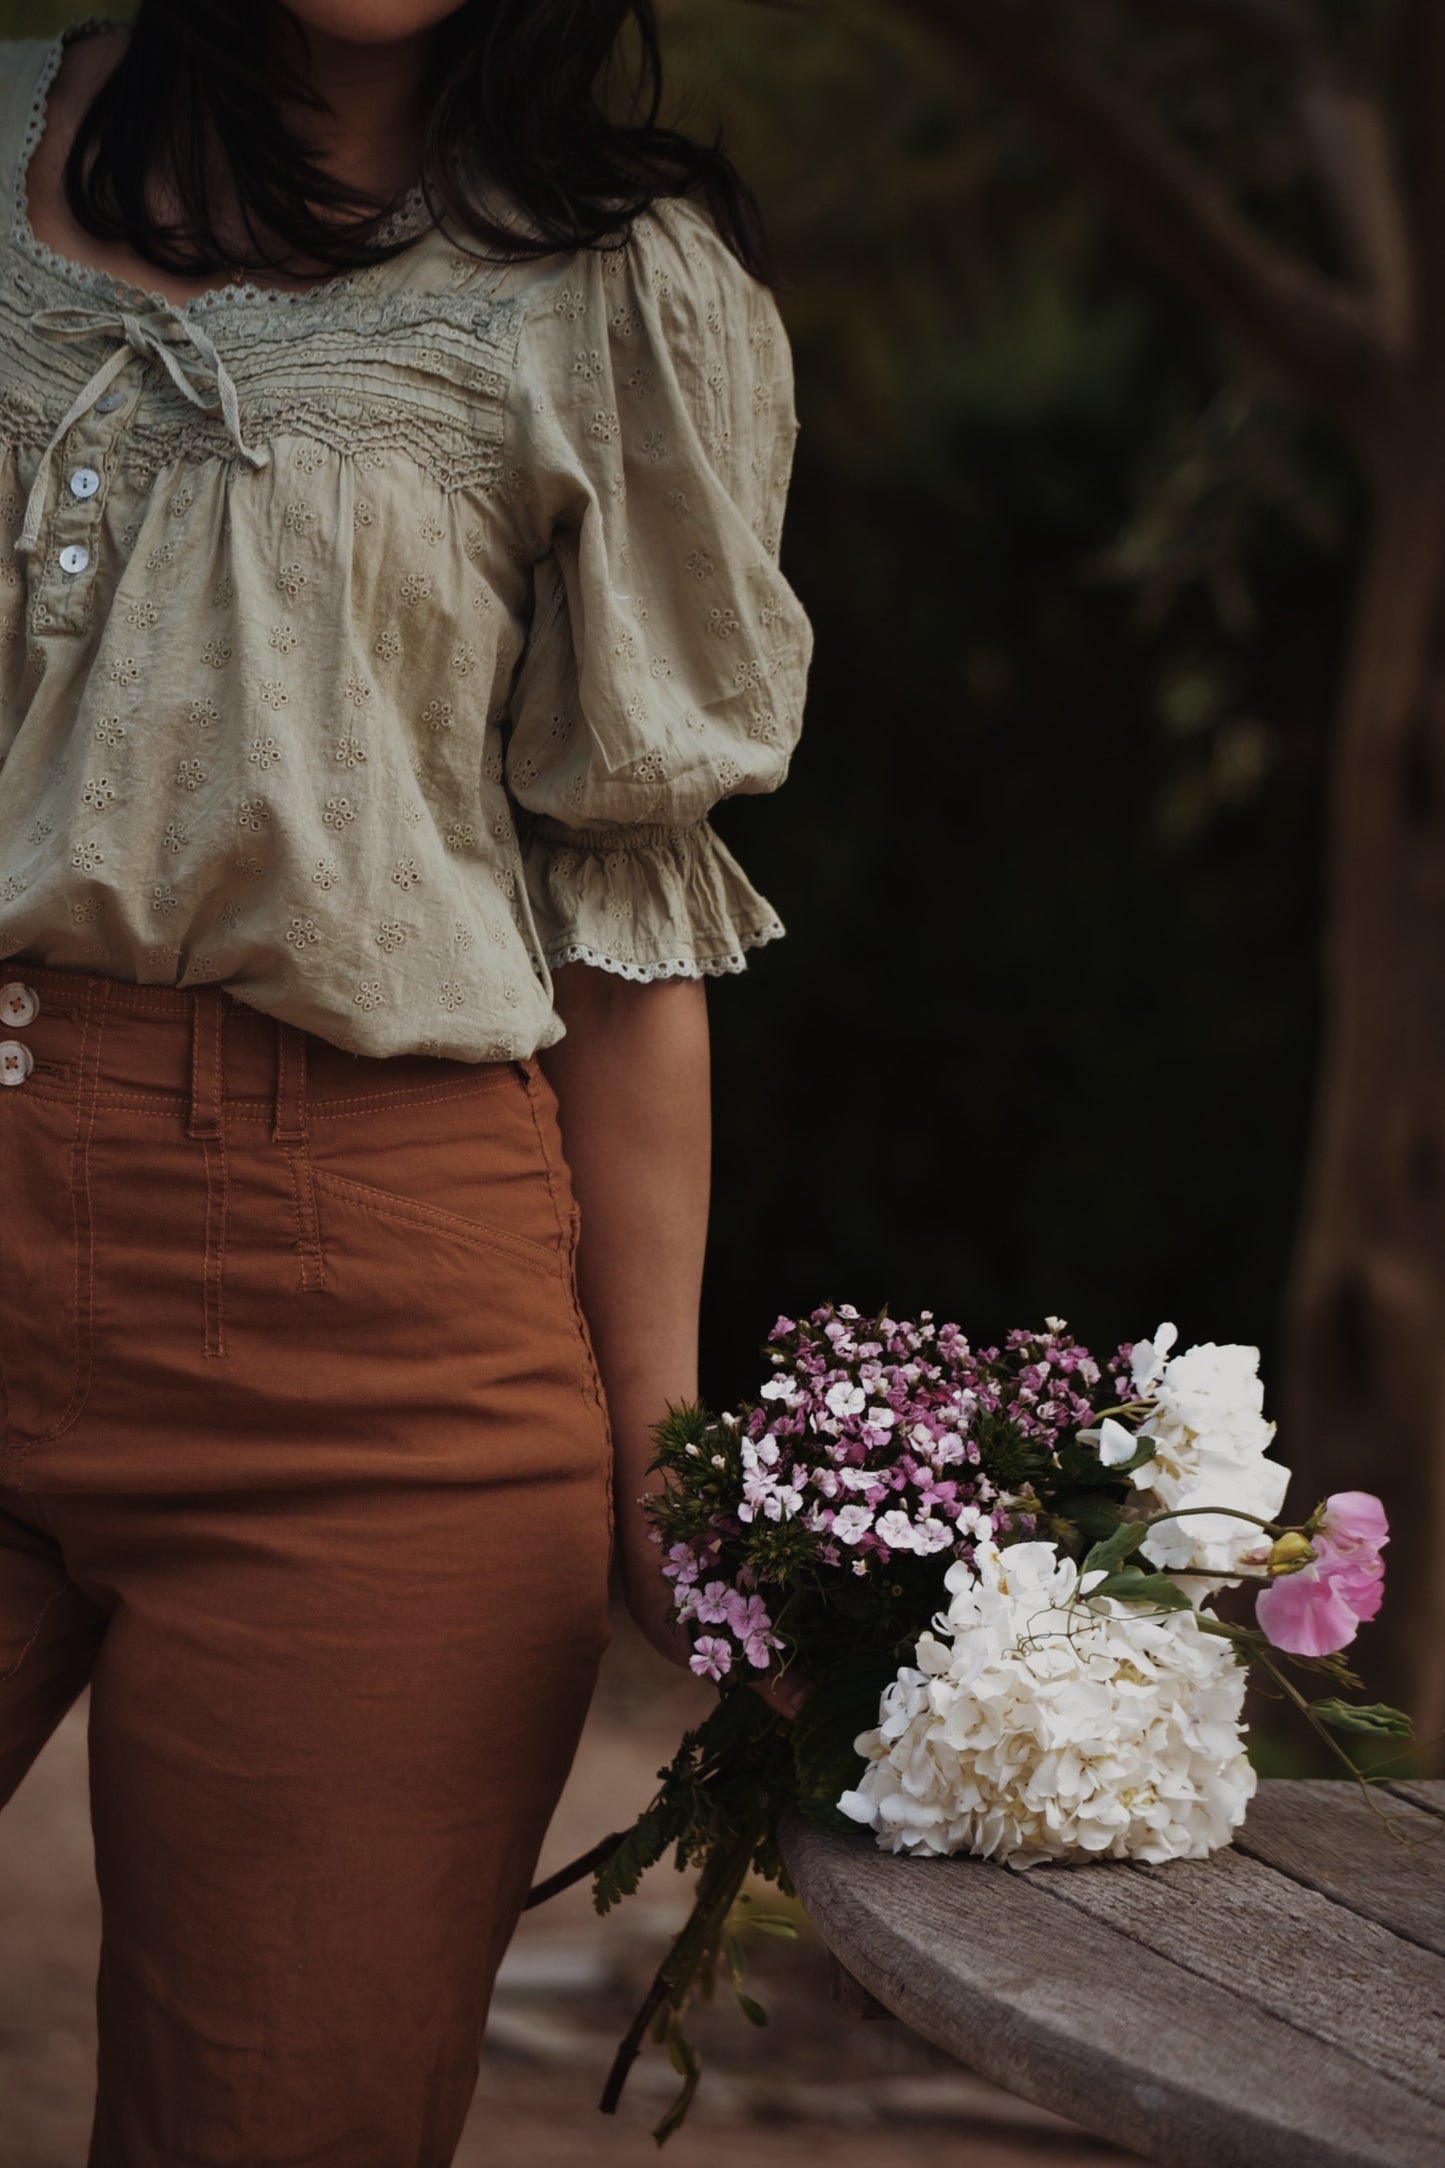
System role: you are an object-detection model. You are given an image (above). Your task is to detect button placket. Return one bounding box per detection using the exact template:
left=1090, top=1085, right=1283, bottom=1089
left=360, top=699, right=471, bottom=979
left=31, top=397, right=123, bottom=638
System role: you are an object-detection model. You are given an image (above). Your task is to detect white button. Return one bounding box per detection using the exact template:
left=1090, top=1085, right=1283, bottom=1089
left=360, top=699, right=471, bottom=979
left=94, top=391, right=123, bottom=414
left=0, top=1041, right=34, bottom=1087
left=0, top=982, right=39, bottom=1027
left=58, top=544, right=90, bottom=576
left=70, top=466, right=101, bottom=500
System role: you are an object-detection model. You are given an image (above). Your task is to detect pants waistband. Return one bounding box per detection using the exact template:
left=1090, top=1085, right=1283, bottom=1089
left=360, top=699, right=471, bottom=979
left=1, top=965, right=529, bottom=1137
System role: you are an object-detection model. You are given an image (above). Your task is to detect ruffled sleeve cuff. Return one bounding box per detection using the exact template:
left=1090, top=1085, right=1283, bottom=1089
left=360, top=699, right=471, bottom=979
left=517, top=813, right=786, bottom=982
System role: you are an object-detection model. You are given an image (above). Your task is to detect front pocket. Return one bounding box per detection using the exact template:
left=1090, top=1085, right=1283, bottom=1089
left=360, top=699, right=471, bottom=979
left=308, top=1163, right=564, bottom=1279
left=303, top=1067, right=570, bottom=1283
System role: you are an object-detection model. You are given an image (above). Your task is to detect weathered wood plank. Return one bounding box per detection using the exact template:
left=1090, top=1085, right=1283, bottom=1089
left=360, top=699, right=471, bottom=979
left=1385, top=1780, right=1445, bottom=1821
left=780, top=1809, right=1445, bottom=2168
left=1232, top=1780, right=1445, bottom=1957
left=1027, top=1843, right=1445, bottom=2109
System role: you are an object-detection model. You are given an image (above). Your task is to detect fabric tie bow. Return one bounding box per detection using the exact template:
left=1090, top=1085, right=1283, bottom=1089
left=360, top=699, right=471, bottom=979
left=16, top=301, right=271, bottom=558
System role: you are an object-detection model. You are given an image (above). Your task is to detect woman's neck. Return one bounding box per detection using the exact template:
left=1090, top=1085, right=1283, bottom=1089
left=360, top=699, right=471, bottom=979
left=270, top=18, right=439, bottom=205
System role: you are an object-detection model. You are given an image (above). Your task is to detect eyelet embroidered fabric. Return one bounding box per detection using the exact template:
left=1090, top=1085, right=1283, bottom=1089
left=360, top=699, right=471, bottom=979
left=0, top=18, right=813, bottom=1060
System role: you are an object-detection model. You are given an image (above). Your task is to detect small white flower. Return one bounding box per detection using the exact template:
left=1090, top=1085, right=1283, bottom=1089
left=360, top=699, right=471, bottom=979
left=832, top=1504, right=875, bottom=1545
left=911, top=1516, right=956, bottom=1556
left=826, top=1381, right=866, bottom=1418
left=952, top=1503, right=992, bottom=1541
left=837, top=1466, right=880, bottom=1494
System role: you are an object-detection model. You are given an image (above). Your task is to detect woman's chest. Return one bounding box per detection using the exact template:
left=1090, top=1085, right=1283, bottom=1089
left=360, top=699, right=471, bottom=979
left=0, top=245, right=527, bottom=490
left=0, top=240, right=539, bottom=652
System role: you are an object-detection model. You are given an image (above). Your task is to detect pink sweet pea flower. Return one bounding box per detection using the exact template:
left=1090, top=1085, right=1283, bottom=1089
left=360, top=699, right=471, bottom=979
left=1255, top=1492, right=1388, bottom=1657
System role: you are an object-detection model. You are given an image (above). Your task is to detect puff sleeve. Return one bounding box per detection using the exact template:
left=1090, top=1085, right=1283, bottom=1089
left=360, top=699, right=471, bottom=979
left=500, top=192, right=813, bottom=981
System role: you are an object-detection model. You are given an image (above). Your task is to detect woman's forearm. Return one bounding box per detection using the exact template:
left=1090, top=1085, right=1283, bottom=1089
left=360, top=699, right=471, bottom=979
left=536, top=964, right=711, bottom=1654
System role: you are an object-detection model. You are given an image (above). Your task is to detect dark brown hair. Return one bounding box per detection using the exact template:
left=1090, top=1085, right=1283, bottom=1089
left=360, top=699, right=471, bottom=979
left=62, top=1, right=774, bottom=285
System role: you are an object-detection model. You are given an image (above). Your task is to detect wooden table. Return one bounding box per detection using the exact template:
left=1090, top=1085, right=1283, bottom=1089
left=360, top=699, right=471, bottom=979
left=779, top=1780, right=1445, bottom=2168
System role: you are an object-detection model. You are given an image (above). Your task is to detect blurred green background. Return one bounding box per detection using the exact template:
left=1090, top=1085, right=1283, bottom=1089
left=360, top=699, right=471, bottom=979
left=3, top=0, right=1360, bottom=1414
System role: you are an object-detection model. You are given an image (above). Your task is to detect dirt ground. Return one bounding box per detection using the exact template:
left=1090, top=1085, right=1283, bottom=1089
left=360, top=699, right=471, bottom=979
left=0, top=1599, right=1137, bottom=2168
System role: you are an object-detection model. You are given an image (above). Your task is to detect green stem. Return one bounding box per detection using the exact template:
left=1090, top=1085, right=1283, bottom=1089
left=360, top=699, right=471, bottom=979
left=523, top=1829, right=630, bottom=1911
left=1144, top=1505, right=1282, bottom=1532
left=597, top=1811, right=766, bottom=2120
left=1162, top=1564, right=1273, bottom=1582
left=1254, top=1651, right=1381, bottom=1795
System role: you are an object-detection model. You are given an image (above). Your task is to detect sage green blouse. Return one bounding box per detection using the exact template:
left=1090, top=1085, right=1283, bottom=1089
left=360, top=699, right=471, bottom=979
left=0, top=18, right=812, bottom=1061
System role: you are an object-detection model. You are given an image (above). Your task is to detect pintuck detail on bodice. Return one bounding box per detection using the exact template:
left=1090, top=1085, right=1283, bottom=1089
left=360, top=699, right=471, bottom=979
left=0, top=18, right=813, bottom=1061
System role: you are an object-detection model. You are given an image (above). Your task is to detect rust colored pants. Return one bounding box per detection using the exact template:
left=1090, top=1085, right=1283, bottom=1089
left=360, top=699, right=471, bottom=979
left=0, top=964, right=615, bottom=2167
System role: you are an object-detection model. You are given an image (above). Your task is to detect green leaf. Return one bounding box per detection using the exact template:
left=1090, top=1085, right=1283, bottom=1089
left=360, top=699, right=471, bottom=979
left=739, top=1914, right=799, bottom=1940
left=790, top=1648, right=902, bottom=1833
left=1050, top=1489, right=1123, bottom=1544
left=593, top=1806, right=677, bottom=1914
left=1309, top=1699, right=1414, bottom=1738
left=1081, top=1521, right=1149, bottom=1577
left=1110, top=1433, right=1160, bottom=1476
left=1086, top=1566, right=1193, bottom=1611
left=652, top=2019, right=702, bottom=2148
left=691, top=1681, right=778, bottom=1764
left=736, top=1992, right=769, bottom=2027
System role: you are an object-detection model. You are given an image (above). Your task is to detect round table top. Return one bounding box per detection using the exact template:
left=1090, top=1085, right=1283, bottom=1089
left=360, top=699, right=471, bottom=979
left=779, top=1778, right=1445, bottom=2168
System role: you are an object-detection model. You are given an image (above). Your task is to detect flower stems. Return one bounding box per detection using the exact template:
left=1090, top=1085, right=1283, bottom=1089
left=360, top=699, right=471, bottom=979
left=598, top=1809, right=768, bottom=2131
left=522, top=1829, right=631, bottom=1912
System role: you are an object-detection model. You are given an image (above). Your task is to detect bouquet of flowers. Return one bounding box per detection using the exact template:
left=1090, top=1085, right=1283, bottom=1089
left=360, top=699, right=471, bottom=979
left=543, top=1305, right=1406, bottom=2142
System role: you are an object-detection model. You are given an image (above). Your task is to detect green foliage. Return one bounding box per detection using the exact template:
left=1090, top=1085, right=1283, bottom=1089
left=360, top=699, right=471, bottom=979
left=1081, top=1520, right=1150, bottom=1576
left=789, top=1648, right=905, bottom=1832
left=973, top=1407, right=1054, bottom=1492
left=1086, top=1566, right=1195, bottom=1612
left=1309, top=1699, right=1414, bottom=1738
left=1050, top=1488, right=1125, bottom=1546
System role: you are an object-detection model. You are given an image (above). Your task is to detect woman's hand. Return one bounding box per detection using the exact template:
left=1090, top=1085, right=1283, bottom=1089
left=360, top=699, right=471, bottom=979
left=618, top=1510, right=810, bottom=1722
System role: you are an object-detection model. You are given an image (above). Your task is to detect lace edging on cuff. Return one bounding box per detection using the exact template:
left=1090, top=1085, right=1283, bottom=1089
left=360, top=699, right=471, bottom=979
left=541, top=918, right=786, bottom=983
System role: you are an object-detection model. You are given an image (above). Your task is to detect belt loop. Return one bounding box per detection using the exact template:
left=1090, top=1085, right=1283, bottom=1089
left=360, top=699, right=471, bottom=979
left=273, top=1018, right=308, bottom=1144
left=187, top=986, right=225, bottom=1141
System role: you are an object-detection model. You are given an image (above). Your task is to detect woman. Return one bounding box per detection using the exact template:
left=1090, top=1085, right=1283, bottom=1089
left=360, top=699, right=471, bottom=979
left=0, top=5, right=812, bottom=2161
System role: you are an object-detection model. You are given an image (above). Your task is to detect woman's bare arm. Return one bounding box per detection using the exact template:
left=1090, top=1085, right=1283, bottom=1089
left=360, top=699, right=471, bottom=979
left=537, top=964, right=803, bottom=1718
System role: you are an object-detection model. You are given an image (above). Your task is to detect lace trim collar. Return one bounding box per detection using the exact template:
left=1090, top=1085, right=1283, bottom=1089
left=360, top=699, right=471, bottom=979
left=11, top=15, right=433, bottom=318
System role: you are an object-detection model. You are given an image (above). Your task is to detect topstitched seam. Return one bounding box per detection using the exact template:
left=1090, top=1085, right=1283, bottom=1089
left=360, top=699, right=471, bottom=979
left=0, top=1579, right=78, bottom=1692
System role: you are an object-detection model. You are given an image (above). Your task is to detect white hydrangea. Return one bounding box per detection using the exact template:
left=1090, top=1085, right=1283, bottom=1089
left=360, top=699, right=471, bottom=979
left=837, top=1541, right=1255, bottom=1868
left=1112, top=1323, right=1289, bottom=1582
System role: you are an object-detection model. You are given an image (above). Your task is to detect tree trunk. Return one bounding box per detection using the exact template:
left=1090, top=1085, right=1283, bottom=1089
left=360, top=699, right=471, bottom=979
left=1282, top=371, right=1445, bottom=1764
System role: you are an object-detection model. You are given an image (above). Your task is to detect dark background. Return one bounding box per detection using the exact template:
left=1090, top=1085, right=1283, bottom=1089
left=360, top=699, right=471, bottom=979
left=667, top=3, right=1357, bottom=1414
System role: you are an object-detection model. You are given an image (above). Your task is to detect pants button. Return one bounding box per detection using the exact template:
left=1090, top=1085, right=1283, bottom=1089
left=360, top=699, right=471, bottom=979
left=0, top=982, right=40, bottom=1027
left=0, top=1040, right=35, bottom=1086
